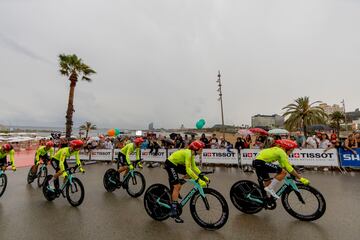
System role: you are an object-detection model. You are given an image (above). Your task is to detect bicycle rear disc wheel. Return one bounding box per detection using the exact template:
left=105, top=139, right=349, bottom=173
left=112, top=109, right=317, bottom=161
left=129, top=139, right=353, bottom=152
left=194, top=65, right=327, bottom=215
left=230, top=180, right=263, bottom=214
left=103, top=168, right=119, bottom=192
left=37, top=167, right=48, bottom=188
left=0, top=174, right=7, bottom=197
left=282, top=184, right=326, bottom=221
left=190, top=188, right=229, bottom=230
left=66, top=177, right=85, bottom=207
left=143, top=184, right=171, bottom=221
left=125, top=171, right=146, bottom=198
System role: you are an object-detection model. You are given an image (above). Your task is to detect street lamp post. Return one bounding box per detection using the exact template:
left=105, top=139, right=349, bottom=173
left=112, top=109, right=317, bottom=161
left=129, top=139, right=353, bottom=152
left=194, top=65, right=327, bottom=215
left=341, top=99, right=348, bottom=131
left=217, top=71, right=225, bottom=139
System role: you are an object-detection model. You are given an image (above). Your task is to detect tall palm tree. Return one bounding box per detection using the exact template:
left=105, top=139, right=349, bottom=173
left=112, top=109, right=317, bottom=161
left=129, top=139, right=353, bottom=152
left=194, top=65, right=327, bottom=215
left=329, top=111, right=345, bottom=134
left=80, top=121, right=97, bottom=139
left=59, top=54, right=96, bottom=138
left=282, top=97, right=327, bottom=136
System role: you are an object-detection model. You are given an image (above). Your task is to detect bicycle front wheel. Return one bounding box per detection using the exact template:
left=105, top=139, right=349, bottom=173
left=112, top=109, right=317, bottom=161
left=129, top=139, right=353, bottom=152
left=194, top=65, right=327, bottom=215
left=143, top=184, right=171, bottom=221
left=125, top=171, right=146, bottom=198
left=190, top=188, right=229, bottom=230
left=37, top=167, right=48, bottom=188
left=27, top=167, right=35, bottom=184
left=0, top=174, right=7, bottom=197
left=281, top=184, right=326, bottom=221
left=66, top=177, right=85, bottom=207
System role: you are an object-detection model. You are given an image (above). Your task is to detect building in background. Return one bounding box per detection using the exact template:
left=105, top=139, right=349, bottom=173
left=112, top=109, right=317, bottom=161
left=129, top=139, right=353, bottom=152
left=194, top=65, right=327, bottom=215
left=251, top=114, right=284, bottom=129
left=319, top=103, right=344, bottom=115
left=148, top=122, right=154, bottom=130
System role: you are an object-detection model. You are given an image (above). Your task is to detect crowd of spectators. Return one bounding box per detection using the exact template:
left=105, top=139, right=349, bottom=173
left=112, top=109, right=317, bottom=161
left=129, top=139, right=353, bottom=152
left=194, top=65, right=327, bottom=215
left=40, top=129, right=360, bottom=154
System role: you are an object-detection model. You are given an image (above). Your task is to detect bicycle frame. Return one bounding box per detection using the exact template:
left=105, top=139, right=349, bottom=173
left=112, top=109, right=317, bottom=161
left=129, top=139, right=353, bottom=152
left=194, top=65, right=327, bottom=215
left=156, top=179, right=206, bottom=209
left=246, top=176, right=301, bottom=205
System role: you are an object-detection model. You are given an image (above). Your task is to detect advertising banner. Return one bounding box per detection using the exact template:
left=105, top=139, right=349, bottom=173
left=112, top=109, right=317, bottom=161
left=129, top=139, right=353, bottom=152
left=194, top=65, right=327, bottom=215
left=202, top=149, right=238, bottom=164
left=90, top=149, right=113, bottom=161
left=339, top=148, right=360, bottom=167
left=141, top=149, right=167, bottom=162
left=240, top=148, right=339, bottom=166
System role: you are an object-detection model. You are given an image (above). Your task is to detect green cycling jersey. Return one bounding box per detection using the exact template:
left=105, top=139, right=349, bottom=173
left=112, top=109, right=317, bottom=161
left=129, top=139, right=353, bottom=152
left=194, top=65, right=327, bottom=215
left=35, top=146, right=54, bottom=164
left=168, top=149, right=201, bottom=180
left=120, top=142, right=140, bottom=165
left=53, top=147, right=82, bottom=172
left=256, top=147, right=294, bottom=173
left=0, top=149, right=15, bottom=167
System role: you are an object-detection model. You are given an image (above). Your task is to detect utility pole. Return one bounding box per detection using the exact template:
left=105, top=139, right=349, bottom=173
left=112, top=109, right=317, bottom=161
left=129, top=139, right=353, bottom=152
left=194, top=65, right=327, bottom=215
left=341, top=99, right=348, bottom=131
left=216, top=71, right=225, bottom=139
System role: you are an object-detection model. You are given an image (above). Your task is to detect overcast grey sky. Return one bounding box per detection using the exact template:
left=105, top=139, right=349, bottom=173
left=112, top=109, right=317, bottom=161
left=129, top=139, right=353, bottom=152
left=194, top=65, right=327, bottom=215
left=0, top=0, right=359, bottom=129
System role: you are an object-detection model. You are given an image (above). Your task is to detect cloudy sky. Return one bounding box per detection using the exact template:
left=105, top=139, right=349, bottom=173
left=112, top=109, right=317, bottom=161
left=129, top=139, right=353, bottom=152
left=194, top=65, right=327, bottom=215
left=0, top=0, right=359, bottom=129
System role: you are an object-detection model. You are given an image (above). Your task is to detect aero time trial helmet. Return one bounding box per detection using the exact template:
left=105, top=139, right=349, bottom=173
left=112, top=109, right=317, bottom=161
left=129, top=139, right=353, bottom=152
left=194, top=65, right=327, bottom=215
left=274, top=139, right=298, bottom=151
left=2, top=144, right=13, bottom=152
left=189, top=140, right=205, bottom=151
left=69, top=140, right=84, bottom=150
left=134, top=137, right=144, bottom=145
left=45, top=141, right=54, bottom=148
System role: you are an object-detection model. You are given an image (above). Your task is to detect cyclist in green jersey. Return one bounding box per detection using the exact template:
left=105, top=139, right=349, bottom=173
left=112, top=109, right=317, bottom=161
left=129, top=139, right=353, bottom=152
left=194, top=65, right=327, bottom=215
left=0, top=144, right=16, bottom=171
left=164, top=140, right=209, bottom=223
left=253, top=139, right=310, bottom=199
left=47, top=140, right=85, bottom=191
left=30, top=141, right=54, bottom=175
left=117, top=137, right=144, bottom=181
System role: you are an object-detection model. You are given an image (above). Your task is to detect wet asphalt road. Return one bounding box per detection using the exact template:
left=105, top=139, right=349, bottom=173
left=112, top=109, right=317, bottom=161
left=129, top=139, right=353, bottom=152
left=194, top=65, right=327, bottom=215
left=0, top=163, right=359, bottom=240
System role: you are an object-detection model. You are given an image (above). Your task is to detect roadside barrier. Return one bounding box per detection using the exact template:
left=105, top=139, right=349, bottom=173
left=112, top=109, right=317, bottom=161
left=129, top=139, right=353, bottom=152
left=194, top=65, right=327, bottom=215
left=68, top=147, right=360, bottom=167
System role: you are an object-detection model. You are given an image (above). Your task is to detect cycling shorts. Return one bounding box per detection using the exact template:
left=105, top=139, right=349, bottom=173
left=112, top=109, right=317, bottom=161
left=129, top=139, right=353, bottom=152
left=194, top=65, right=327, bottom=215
left=252, top=159, right=282, bottom=181
left=164, top=159, right=187, bottom=186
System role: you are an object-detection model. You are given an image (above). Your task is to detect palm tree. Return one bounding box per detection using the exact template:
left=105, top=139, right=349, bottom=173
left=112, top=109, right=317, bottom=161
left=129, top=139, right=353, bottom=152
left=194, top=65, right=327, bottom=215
left=329, top=111, right=345, bottom=134
left=80, top=121, right=97, bottom=139
left=59, top=54, right=96, bottom=138
left=282, top=97, right=327, bottom=136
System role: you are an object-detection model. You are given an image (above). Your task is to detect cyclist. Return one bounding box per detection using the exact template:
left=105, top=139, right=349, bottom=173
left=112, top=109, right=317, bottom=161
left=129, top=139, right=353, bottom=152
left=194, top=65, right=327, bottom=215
left=47, top=140, right=85, bottom=192
left=117, top=137, right=144, bottom=181
left=30, top=141, right=54, bottom=175
left=252, top=139, right=310, bottom=199
left=164, top=140, right=209, bottom=223
left=0, top=144, right=16, bottom=171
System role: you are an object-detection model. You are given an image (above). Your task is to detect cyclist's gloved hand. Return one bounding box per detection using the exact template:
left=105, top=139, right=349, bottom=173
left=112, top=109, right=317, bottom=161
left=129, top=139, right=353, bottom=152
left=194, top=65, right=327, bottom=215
left=79, top=167, right=85, bottom=173
left=203, top=175, right=210, bottom=182
left=299, top=177, right=310, bottom=185
left=198, top=179, right=207, bottom=188
left=137, top=161, right=143, bottom=169
left=129, top=164, right=134, bottom=170
left=11, top=166, right=16, bottom=172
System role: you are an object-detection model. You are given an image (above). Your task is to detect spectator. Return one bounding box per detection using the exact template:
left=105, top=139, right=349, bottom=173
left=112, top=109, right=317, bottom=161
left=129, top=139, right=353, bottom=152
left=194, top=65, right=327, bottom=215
left=330, top=130, right=338, bottom=146
left=344, top=133, right=358, bottom=155
left=219, top=137, right=227, bottom=149
left=355, top=132, right=360, bottom=147
left=243, top=134, right=252, bottom=149
left=189, top=134, right=196, bottom=145
left=104, top=138, right=114, bottom=149
left=319, top=133, right=331, bottom=149
left=184, top=134, right=190, bottom=147
left=324, top=139, right=342, bottom=153
left=235, top=137, right=245, bottom=153
left=295, top=131, right=306, bottom=148
left=209, top=134, right=219, bottom=149
left=174, top=134, right=185, bottom=148
left=200, top=134, right=209, bottom=148
left=149, top=137, right=161, bottom=155
left=253, top=135, right=265, bottom=149
left=305, top=133, right=319, bottom=149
